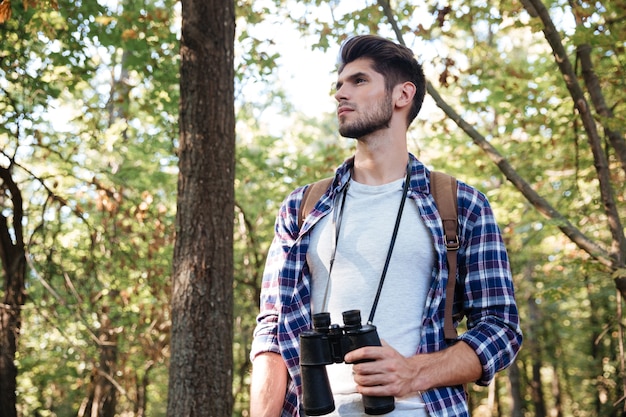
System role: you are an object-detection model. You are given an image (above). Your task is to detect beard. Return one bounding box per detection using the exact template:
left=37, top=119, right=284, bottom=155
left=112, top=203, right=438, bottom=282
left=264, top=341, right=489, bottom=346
left=338, top=92, right=393, bottom=139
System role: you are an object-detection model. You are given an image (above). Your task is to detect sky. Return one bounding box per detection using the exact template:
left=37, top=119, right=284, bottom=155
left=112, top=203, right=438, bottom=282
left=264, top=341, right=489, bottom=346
left=239, top=0, right=448, bottom=124
left=278, top=32, right=338, bottom=116
left=239, top=3, right=341, bottom=118
left=268, top=27, right=338, bottom=116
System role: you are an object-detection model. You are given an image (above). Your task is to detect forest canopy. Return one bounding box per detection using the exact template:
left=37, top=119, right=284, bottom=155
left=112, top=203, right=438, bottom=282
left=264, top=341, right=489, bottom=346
left=1, top=0, right=625, bottom=416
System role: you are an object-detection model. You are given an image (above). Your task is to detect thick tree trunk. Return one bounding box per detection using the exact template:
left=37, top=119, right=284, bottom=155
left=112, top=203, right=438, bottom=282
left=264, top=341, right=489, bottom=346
left=0, top=292, right=21, bottom=417
left=166, top=0, right=235, bottom=416
left=0, top=167, right=26, bottom=417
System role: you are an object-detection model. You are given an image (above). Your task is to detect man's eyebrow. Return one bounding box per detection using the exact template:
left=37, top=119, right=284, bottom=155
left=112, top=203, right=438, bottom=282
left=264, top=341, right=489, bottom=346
left=335, top=71, right=369, bottom=90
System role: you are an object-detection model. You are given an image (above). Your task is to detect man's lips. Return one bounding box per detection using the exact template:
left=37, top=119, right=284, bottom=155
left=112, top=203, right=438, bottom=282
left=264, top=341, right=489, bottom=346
left=337, top=106, right=354, bottom=117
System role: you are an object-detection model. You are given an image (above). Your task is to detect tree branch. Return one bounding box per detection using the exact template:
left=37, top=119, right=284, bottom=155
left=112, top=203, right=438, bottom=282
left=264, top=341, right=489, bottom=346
left=570, top=2, right=626, bottom=175
left=525, top=0, right=625, bottom=266
left=377, top=0, right=614, bottom=269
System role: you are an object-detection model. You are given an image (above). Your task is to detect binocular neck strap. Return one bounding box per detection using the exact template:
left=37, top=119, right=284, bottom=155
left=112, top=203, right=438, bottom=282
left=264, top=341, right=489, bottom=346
left=367, top=164, right=411, bottom=324
left=320, top=163, right=411, bottom=322
left=320, top=181, right=350, bottom=312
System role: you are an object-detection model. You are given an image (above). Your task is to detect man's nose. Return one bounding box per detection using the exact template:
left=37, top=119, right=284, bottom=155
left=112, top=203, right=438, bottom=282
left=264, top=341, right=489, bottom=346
left=334, top=85, right=348, bottom=102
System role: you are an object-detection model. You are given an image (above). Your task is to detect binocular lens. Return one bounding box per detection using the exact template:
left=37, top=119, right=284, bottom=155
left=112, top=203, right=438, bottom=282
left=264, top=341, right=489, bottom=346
left=301, top=365, right=335, bottom=415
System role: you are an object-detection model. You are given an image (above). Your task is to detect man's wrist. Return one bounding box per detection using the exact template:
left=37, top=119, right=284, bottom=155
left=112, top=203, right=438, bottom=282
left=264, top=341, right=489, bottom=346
left=407, top=342, right=481, bottom=392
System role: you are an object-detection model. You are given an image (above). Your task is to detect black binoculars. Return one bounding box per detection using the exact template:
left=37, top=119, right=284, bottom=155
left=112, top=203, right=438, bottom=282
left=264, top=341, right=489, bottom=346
left=299, top=309, right=395, bottom=415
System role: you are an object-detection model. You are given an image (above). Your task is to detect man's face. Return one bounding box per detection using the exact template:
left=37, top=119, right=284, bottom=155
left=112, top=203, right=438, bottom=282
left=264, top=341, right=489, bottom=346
left=335, top=58, right=393, bottom=139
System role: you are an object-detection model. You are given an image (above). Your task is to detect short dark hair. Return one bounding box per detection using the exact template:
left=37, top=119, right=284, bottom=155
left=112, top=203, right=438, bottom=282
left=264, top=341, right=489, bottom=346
left=338, top=35, right=426, bottom=126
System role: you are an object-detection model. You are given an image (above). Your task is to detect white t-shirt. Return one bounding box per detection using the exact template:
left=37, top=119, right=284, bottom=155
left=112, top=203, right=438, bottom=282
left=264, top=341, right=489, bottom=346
left=307, top=178, right=434, bottom=416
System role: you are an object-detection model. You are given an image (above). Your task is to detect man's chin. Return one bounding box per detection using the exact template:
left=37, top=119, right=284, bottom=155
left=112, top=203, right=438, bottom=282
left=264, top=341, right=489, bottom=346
left=339, top=126, right=387, bottom=140
left=339, top=125, right=364, bottom=139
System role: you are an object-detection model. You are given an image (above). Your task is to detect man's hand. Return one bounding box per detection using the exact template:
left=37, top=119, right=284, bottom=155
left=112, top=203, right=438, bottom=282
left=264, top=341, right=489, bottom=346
left=344, top=340, right=482, bottom=397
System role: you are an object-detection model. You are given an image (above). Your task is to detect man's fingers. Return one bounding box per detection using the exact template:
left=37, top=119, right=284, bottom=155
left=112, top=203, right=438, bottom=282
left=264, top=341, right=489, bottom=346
left=345, top=346, right=383, bottom=363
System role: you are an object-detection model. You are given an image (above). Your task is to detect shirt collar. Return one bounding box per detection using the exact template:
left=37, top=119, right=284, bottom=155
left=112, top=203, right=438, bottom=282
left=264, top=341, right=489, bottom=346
left=331, top=153, right=430, bottom=197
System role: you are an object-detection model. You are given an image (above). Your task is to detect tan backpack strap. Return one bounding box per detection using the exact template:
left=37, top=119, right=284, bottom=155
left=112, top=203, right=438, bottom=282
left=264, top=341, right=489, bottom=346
left=431, top=171, right=460, bottom=340
left=298, top=177, right=333, bottom=230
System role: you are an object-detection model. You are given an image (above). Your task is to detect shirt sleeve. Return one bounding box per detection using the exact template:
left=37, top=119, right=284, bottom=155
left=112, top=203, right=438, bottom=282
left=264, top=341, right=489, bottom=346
left=250, top=187, right=303, bottom=361
left=456, top=185, right=523, bottom=385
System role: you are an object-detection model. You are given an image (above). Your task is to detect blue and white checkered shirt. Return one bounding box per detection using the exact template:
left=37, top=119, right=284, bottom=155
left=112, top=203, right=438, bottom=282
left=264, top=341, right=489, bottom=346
left=251, top=154, right=522, bottom=416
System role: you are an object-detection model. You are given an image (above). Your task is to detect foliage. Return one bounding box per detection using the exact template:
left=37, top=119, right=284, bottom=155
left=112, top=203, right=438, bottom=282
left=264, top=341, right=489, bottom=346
left=1, top=0, right=625, bottom=416
left=2, top=0, right=178, bottom=415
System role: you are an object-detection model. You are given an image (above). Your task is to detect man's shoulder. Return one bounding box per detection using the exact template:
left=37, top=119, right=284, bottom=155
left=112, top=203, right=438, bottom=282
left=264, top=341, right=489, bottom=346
left=455, top=180, right=490, bottom=208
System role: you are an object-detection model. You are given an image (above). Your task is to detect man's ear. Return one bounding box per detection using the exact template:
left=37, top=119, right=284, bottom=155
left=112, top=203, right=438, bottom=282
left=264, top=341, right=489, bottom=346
left=394, top=81, right=416, bottom=110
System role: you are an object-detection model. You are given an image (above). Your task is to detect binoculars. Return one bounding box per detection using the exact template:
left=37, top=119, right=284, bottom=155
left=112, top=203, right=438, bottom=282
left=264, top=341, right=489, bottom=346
left=299, top=309, right=395, bottom=415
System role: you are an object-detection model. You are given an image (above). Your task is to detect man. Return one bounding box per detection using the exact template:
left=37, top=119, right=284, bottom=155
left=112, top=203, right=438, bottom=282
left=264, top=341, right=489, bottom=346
left=250, top=35, right=522, bottom=416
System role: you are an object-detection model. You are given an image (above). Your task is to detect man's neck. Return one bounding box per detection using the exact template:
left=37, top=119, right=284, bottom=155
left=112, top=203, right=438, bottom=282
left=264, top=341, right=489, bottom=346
left=352, top=132, right=409, bottom=185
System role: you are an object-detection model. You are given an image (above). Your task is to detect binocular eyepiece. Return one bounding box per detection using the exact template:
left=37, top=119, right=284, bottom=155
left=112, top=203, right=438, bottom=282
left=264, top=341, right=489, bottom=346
left=299, top=310, right=395, bottom=415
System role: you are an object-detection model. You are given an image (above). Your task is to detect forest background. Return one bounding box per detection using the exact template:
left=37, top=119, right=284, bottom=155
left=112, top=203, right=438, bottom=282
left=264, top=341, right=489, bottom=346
left=1, top=0, right=625, bottom=416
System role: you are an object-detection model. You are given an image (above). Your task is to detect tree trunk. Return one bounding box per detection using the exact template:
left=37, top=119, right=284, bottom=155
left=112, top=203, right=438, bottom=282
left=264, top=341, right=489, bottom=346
left=528, top=295, right=547, bottom=417
left=79, top=309, right=119, bottom=417
left=0, top=167, right=26, bottom=417
left=550, top=363, right=563, bottom=417
left=135, top=362, right=153, bottom=417
left=508, top=360, right=524, bottom=417
left=166, top=0, right=235, bottom=416
left=487, top=377, right=496, bottom=416
left=0, top=282, right=22, bottom=417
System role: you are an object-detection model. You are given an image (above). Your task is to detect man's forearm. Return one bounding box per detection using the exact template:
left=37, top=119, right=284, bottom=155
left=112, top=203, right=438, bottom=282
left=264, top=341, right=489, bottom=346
left=346, top=340, right=482, bottom=398
left=408, top=341, right=482, bottom=392
left=250, top=352, right=288, bottom=417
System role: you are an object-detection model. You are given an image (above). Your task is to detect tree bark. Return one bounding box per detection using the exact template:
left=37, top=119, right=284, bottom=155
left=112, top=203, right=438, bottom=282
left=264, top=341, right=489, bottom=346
left=570, top=2, right=626, bottom=175
left=0, top=166, right=26, bottom=417
left=166, top=0, right=235, bottom=416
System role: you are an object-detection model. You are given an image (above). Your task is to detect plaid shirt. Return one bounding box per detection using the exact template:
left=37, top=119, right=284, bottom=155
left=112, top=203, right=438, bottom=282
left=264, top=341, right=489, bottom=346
left=251, top=154, right=522, bottom=416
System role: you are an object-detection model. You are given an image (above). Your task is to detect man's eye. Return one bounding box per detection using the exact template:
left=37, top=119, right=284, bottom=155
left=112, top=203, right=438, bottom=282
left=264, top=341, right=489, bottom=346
left=356, top=78, right=366, bottom=84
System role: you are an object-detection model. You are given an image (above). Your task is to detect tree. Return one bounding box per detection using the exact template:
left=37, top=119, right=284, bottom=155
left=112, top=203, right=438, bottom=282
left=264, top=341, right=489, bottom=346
left=0, top=164, right=25, bottom=417
left=166, top=0, right=235, bottom=416
left=2, top=1, right=179, bottom=415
